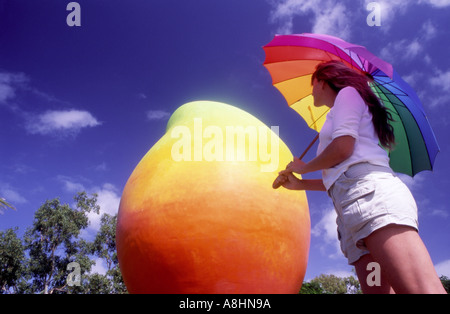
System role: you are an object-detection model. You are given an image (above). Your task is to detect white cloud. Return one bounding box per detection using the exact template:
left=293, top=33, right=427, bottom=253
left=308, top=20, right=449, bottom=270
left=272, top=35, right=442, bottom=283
left=428, top=94, right=450, bottom=109
left=0, top=71, right=28, bottom=104
left=404, top=40, right=424, bottom=59
left=427, top=69, right=450, bottom=109
left=430, top=69, right=450, bottom=92
left=26, top=109, right=101, bottom=135
left=268, top=0, right=446, bottom=44
left=137, top=93, right=147, bottom=99
left=268, top=0, right=353, bottom=39
left=311, top=3, right=351, bottom=39
left=0, top=184, right=27, bottom=213
left=58, top=175, right=87, bottom=194
left=435, top=259, right=450, bottom=277
left=420, top=20, right=437, bottom=41
left=90, top=257, right=108, bottom=275
left=0, top=184, right=27, bottom=204
left=430, top=208, right=449, bottom=218
left=396, top=173, right=425, bottom=191
left=0, top=81, right=15, bottom=103
left=419, top=0, right=450, bottom=8
left=267, top=0, right=432, bottom=39
left=268, top=0, right=307, bottom=34
left=94, top=162, right=108, bottom=172
left=380, top=39, right=423, bottom=64
left=87, top=183, right=121, bottom=232
left=146, top=109, right=171, bottom=121
left=311, top=207, right=342, bottom=259
left=57, top=177, right=121, bottom=234
left=401, top=70, right=428, bottom=89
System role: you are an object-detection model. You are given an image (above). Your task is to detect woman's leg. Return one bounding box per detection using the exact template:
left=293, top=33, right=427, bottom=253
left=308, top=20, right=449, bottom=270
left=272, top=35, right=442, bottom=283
left=364, top=224, right=446, bottom=294
left=354, top=253, right=395, bottom=294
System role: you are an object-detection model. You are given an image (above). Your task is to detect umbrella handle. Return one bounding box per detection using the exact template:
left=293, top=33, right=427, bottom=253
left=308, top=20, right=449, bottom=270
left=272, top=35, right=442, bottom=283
left=272, top=134, right=320, bottom=189
left=298, top=133, right=320, bottom=160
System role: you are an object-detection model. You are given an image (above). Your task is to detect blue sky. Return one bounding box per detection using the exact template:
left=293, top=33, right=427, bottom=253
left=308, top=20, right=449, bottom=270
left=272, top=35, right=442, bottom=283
left=1, top=0, right=450, bottom=282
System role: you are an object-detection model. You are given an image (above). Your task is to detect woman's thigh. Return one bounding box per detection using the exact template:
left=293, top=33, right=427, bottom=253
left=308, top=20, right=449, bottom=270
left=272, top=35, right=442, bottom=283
left=364, top=224, right=446, bottom=294
left=354, top=253, right=394, bottom=294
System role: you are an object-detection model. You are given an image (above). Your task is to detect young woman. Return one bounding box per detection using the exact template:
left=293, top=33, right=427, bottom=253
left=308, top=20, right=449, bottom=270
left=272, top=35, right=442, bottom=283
left=276, top=61, right=445, bottom=294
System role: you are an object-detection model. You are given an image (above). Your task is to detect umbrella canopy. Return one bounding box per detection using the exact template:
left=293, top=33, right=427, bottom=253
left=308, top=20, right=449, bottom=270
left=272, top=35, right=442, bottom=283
left=263, top=33, right=439, bottom=176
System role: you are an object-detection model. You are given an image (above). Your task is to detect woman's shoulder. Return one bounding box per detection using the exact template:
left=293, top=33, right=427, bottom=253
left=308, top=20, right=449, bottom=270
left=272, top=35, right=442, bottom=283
left=336, top=86, right=365, bottom=105
left=334, top=86, right=366, bottom=113
left=338, top=86, right=360, bottom=97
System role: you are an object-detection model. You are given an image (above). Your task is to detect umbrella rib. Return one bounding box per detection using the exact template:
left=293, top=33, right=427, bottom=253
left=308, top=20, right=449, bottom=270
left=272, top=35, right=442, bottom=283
left=264, top=58, right=336, bottom=66
left=401, top=110, right=434, bottom=175
left=371, top=82, right=409, bottom=109
left=265, top=45, right=364, bottom=73
left=289, top=95, right=312, bottom=105
left=351, top=50, right=366, bottom=72
left=307, top=108, right=329, bottom=130
left=378, top=82, right=409, bottom=97
left=378, top=87, right=432, bottom=175
left=307, top=105, right=317, bottom=131
left=371, top=83, right=414, bottom=175
left=373, top=77, right=410, bottom=99
left=329, top=46, right=347, bottom=66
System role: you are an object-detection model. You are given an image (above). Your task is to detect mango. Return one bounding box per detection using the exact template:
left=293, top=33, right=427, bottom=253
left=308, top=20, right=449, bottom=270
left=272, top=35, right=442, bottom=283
left=116, top=101, right=310, bottom=293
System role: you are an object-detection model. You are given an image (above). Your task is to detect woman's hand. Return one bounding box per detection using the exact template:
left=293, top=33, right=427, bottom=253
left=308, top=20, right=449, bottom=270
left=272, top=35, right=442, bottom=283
left=273, top=157, right=327, bottom=191
left=273, top=172, right=303, bottom=190
left=278, top=135, right=356, bottom=178
left=273, top=173, right=327, bottom=191
left=279, top=157, right=307, bottom=176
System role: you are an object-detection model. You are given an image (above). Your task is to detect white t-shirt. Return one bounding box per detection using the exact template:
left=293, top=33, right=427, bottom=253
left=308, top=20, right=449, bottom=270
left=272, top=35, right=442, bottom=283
left=317, top=86, right=390, bottom=190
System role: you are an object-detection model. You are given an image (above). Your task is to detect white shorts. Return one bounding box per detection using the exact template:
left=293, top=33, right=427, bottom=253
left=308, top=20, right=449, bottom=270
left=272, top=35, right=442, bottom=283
left=328, top=163, right=419, bottom=265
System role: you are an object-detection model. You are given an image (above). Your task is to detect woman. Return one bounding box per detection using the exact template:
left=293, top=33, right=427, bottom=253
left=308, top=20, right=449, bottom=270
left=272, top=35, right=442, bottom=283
left=276, top=60, right=445, bottom=294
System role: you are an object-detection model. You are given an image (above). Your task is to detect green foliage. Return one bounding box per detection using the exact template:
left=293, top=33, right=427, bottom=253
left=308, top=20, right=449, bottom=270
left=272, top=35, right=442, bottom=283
left=0, top=192, right=127, bottom=294
left=440, top=276, right=450, bottom=293
left=0, top=198, right=15, bottom=213
left=299, top=280, right=326, bottom=294
left=0, top=228, right=25, bottom=293
left=79, top=213, right=127, bottom=294
left=300, top=274, right=362, bottom=294
left=302, top=274, right=450, bottom=294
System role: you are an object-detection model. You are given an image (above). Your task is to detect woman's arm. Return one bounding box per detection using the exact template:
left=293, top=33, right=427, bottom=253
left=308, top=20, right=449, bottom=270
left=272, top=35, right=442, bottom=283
left=280, top=135, right=355, bottom=176
left=275, top=173, right=326, bottom=191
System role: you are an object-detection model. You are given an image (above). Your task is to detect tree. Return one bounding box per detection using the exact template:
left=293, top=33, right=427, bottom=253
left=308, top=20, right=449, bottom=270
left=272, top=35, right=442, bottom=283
left=301, top=274, right=362, bottom=294
left=440, top=276, right=450, bottom=293
left=78, top=213, right=127, bottom=294
left=299, top=281, right=326, bottom=294
left=302, top=274, right=449, bottom=294
left=23, top=192, right=99, bottom=294
left=0, top=228, right=25, bottom=293
left=0, top=191, right=129, bottom=294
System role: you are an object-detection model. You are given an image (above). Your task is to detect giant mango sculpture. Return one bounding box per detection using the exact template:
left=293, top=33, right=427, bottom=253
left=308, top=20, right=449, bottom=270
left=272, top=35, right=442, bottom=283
left=116, top=101, right=310, bottom=294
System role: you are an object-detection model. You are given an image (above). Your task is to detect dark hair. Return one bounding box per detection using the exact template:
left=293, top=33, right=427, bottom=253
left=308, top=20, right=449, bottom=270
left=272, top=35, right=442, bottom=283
left=312, top=60, right=395, bottom=150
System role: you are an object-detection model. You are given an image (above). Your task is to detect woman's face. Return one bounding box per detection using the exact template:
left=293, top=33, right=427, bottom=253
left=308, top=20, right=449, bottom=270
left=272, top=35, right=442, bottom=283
left=312, top=78, right=324, bottom=107
left=312, top=78, right=336, bottom=108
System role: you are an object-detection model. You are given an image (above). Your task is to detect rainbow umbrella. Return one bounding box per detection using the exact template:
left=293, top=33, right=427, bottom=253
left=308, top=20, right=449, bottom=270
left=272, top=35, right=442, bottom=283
left=263, top=33, right=439, bottom=176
